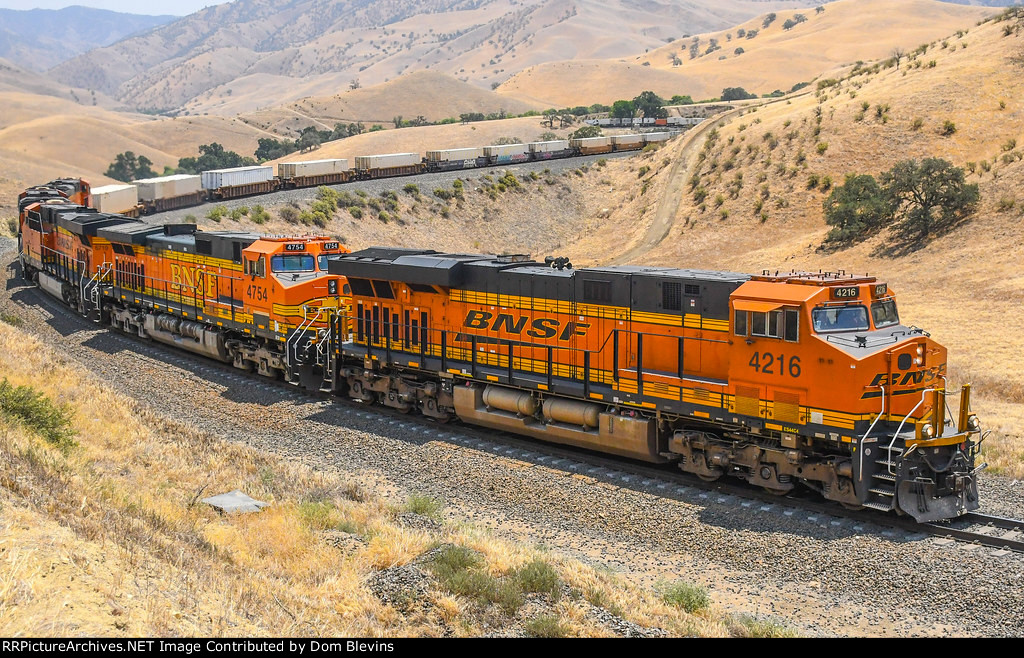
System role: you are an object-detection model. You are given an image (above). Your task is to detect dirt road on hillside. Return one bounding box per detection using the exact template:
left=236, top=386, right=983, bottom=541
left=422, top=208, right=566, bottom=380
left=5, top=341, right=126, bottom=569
left=610, top=94, right=810, bottom=265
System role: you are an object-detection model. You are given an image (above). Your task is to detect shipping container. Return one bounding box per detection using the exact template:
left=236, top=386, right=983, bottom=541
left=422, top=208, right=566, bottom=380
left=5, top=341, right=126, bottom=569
left=570, top=137, right=611, bottom=148
left=528, top=140, right=570, bottom=154
left=611, top=134, right=643, bottom=145
left=570, top=136, right=613, bottom=156
left=92, top=184, right=139, bottom=214
left=643, top=132, right=671, bottom=144
left=354, top=153, right=421, bottom=170
left=426, top=148, right=485, bottom=162
left=483, top=144, right=529, bottom=164
left=277, top=159, right=350, bottom=179
left=201, top=166, right=274, bottom=190
left=132, top=174, right=202, bottom=201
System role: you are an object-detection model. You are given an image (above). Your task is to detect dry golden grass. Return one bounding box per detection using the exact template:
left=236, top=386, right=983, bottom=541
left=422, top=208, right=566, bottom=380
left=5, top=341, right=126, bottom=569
left=0, top=92, right=274, bottom=213
left=230, top=71, right=539, bottom=126
left=0, top=321, right=755, bottom=636
left=498, top=0, right=991, bottom=107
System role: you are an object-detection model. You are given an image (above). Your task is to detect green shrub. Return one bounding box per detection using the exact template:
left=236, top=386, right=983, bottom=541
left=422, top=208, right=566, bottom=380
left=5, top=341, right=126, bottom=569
left=402, top=183, right=420, bottom=196
left=250, top=205, right=270, bottom=224
left=940, top=120, right=956, bottom=136
left=349, top=207, right=363, bottom=219
left=297, top=501, right=339, bottom=530
left=0, top=379, right=77, bottom=454
left=279, top=206, right=299, bottom=223
left=816, top=142, right=828, bottom=155
left=206, top=205, right=227, bottom=222
left=638, top=165, right=650, bottom=178
left=729, top=614, right=798, bottom=638
left=660, top=581, right=710, bottom=613
left=377, top=211, right=390, bottom=223
left=516, top=559, right=560, bottom=598
left=229, top=207, right=244, bottom=221
left=1, top=312, right=23, bottom=326
left=406, top=493, right=443, bottom=518
left=524, top=615, right=568, bottom=638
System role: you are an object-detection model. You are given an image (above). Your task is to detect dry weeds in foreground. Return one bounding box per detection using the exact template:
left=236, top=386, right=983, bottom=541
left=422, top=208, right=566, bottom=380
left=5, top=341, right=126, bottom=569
left=0, top=322, right=748, bottom=637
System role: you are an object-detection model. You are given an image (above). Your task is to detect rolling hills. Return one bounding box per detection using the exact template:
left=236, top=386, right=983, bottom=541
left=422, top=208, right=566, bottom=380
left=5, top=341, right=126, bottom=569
left=497, top=0, right=992, bottom=106
left=49, top=0, right=817, bottom=113
left=0, top=6, right=174, bottom=72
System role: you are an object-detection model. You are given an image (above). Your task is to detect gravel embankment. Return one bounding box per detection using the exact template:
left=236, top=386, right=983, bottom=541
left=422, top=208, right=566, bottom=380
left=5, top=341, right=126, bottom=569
left=2, top=246, right=1023, bottom=637
left=152, top=152, right=637, bottom=224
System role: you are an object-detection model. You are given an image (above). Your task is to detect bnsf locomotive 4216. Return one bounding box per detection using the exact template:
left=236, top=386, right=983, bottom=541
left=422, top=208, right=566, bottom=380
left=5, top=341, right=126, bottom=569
left=15, top=179, right=983, bottom=522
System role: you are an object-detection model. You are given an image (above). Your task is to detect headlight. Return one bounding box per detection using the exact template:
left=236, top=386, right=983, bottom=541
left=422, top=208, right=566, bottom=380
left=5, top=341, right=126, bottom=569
left=967, top=414, right=980, bottom=431
left=921, top=423, right=934, bottom=438
left=914, top=356, right=923, bottom=366
left=916, top=345, right=924, bottom=356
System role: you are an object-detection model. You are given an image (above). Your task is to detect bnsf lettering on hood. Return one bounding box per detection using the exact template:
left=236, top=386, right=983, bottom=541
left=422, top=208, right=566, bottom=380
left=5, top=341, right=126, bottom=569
left=463, top=310, right=589, bottom=341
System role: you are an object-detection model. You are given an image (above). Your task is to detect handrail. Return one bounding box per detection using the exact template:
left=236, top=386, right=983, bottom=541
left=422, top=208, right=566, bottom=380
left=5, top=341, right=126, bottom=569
left=285, top=305, right=326, bottom=366
left=858, top=385, right=886, bottom=483
left=887, top=388, right=936, bottom=476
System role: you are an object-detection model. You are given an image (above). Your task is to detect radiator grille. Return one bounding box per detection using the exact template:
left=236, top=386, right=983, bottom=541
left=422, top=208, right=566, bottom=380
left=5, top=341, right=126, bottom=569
left=774, top=391, right=801, bottom=423
left=735, top=386, right=760, bottom=417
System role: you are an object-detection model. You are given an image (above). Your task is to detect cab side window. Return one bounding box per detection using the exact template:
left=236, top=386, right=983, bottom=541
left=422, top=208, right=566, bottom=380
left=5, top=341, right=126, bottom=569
left=244, top=256, right=265, bottom=277
left=740, top=308, right=799, bottom=341
left=734, top=310, right=748, bottom=336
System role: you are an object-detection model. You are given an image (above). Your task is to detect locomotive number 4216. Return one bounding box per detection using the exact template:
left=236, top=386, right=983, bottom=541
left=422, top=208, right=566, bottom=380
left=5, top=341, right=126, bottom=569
left=749, top=353, right=801, bottom=377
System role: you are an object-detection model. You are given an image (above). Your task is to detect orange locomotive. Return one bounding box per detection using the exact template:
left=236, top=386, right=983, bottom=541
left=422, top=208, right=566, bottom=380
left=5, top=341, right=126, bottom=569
left=327, top=249, right=982, bottom=522
left=18, top=199, right=349, bottom=384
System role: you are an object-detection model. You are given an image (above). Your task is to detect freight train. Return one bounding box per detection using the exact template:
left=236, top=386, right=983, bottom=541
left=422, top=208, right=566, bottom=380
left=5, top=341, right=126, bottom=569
left=87, top=131, right=680, bottom=216
left=15, top=178, right=983, bottom=522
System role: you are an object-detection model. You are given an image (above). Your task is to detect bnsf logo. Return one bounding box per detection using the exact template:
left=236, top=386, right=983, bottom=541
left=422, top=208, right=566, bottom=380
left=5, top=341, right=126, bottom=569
left=464, top=310, right=589, bottom=341
left=869, top=367, right=943, bottom=388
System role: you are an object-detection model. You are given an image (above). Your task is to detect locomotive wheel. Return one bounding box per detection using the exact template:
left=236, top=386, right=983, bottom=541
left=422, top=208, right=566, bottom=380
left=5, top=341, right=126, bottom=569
left=841, top=502, right=864, bottom=511
left=763, top=487, right=789, bottom=496
left=696, top=473, right=721, bottom=482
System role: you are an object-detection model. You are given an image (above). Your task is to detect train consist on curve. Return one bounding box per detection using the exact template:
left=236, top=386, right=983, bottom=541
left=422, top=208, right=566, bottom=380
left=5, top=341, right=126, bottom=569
left=14, top=176, right=983, bottom=522
left=88, top=130, right=684, bottom=218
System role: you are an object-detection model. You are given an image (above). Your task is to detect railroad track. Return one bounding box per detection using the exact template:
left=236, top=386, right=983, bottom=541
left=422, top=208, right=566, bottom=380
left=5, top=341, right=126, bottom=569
left=14, top=277, right=1024, bottom=555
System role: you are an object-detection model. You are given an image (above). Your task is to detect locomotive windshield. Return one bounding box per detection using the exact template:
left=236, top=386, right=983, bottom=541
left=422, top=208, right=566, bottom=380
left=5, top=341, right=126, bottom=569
left=318, top=255, right=331, bottom=271
left=271, top=254, right=315, bottom=273
left=812, top=305, right=869, bottom=333
left=871, top=299, right=899, bottom=328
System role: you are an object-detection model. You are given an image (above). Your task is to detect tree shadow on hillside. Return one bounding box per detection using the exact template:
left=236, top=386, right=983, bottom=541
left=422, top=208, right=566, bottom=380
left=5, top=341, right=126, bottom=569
left=870, top=214, right=973, bottom=259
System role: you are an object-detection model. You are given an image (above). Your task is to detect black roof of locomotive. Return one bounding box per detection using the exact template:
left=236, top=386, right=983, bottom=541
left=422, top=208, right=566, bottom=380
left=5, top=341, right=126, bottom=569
left=96, top=222, right=166, bottom=245
left=57, top=212, right=140, bottom=237
left=328, top=248, right=751, bottom=319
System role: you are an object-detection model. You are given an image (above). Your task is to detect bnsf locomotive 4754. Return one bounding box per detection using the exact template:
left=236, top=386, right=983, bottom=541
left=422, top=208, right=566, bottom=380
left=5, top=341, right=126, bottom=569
left=15, top=179, right=983, bottom=522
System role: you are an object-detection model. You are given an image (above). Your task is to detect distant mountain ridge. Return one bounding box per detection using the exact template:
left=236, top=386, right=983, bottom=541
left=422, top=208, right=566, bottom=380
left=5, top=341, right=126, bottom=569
left=0, top=5, right=175, bottom=72
left=48, top=0, right=818, bottom=113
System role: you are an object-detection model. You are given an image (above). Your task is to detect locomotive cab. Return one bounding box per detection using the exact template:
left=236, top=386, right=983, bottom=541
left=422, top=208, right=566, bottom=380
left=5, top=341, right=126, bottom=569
left=239, top=236, right=350, bottom=347
left=728, top=272, right=980, bottom=521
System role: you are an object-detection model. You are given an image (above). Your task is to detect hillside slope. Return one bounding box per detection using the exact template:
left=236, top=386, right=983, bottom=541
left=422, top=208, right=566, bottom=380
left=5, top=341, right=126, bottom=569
left=497, top=0, right=991, bottom=106
left=230, top=71, right=539, bottom=126
left=0, top=96, right=272, bottom=213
